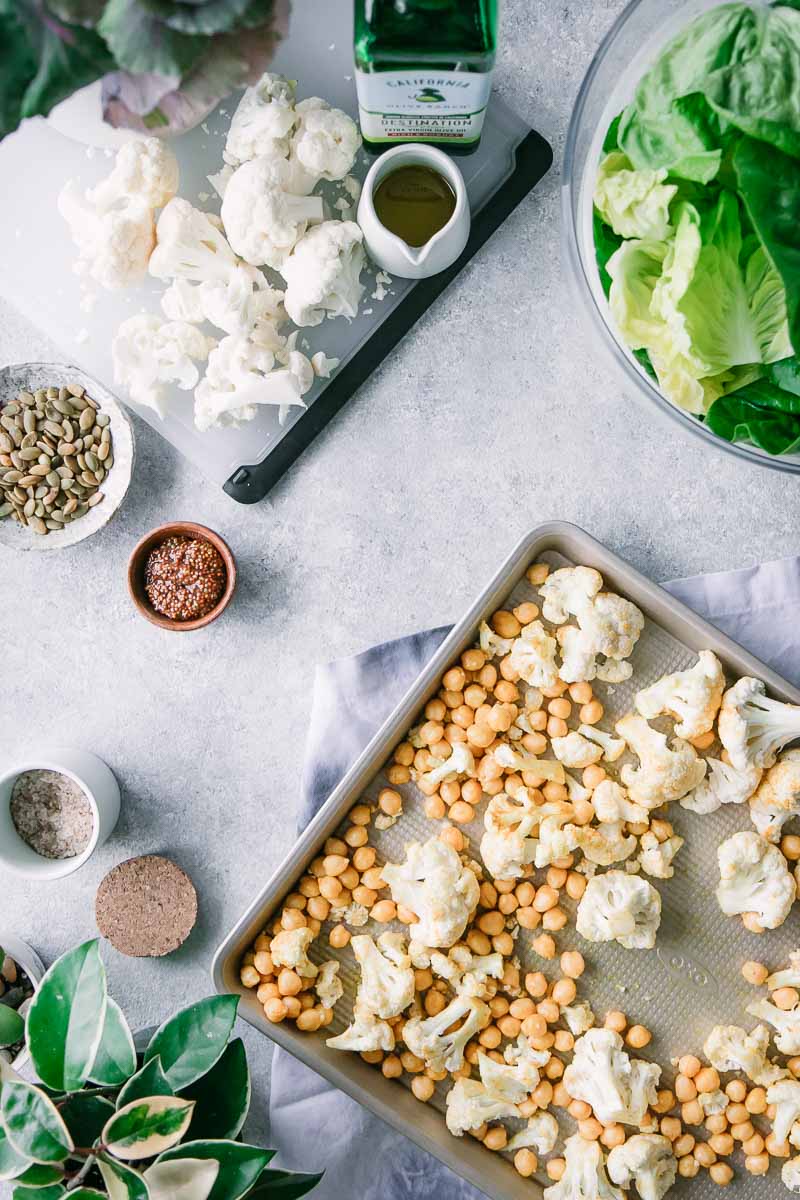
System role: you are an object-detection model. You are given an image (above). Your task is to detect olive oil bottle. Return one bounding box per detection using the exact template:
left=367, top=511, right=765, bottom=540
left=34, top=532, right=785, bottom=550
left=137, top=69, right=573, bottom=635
left=354, top=0, right=498, bottom=154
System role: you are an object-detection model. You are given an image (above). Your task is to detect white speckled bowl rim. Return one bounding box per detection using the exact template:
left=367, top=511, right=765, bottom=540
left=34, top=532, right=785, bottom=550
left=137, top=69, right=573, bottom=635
left=0, top=362, right=134, bottom=552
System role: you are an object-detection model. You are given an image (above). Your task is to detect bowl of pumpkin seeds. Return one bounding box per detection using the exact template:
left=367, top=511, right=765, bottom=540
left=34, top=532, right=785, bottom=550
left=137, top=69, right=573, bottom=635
left=0, top=362, right=134, bottom=551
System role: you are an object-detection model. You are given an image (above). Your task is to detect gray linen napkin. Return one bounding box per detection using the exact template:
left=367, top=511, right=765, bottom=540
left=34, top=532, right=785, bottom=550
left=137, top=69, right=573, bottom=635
left=270, top=553, right=800, bottom=1198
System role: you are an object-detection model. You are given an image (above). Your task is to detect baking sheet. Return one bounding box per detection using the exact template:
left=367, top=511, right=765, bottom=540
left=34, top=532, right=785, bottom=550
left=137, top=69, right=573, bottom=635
left=214, top=522, right=800, bottom=1198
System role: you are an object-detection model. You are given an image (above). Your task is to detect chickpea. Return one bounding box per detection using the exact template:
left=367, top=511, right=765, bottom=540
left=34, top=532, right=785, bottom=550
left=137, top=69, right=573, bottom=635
left=515, top=881, right=535, bottom=907
left=478, top=663, right=498, bottom=690
left=682, top=1100, right=703, bottom=1126
left=257, top=982, right=279, bottom=1003
left=281, top=909, right=306, bottom=931
left=499, top=655, right=520, bottom=682
left=322, top=853, right=349, bottom=877
left=240, top=965, right=260, bottom=988
left=566, top=871, right=587, bottom=900
left=537, top=998, right=560, bottom=1024
left=695, top=1066, right=720, bottom=1094
left=604, top=1011, right=627, bottom=1034
left=724, top=1079, right=746, bottom=1103
left=745, top=1153, right=770, bottom=1176
left=579, top=1117, right=604, bottom=1141
left=547, top=716, right=569, bottom=739
left=467, top=722, right=495, bottom=749
left=296, top=1008, right=322, bottom=1032
left=522, top=1013, right=548, bottom=1039
left=543, top=781, right=568, bottom=803
left=580, top=700, right=603, bottom=725
left=498, top=1015, right=522, bottom=1039
left=742, top=912, right=764, bottom=934
left=424, top=794, right=446, bottom=820
left=468, top=929, right=492, bottom=956
left=386, top=764, right=410, bottom=785
left=329, top=924, right=350, bottom=949
left=443, top=666, right=466, bottom=692
left=678, top=1156, right=700, bottom=1179
left=532, top=933, right=556, bottom=959
left=349, top=803, right=372, bottom=827
left=478, top=910, right=505, bottom=936
left=498, top=892, right=518, bottom=916
left=378, top=788, right=403, bottom=816
left=706, top=1114, right=728, bottom=1135
left=745, top=1087, right=767, bottom=1115
left=688, top=729, right=715, bottom=750
left=678, top=1054, right=701, bottom=1078
left=264, top=997, right=287, bottom=1023
left=534, top=885, right=560, bottom=913
left=709, top=1133, right=734, bottom=1156
left=694, top=1142, right=717, bottom=1167
left=743, top=1133, right=765, bottom=1157
left=319, top=876, right=343, bottom=902
left=448, top=800, right=475, bottom=824
left=709, top=1162, right=734, bottom=1186
left=546, top=1157, right=566, bottom=1183
left=479, top=1025, right=502, bottom=1050
left=781, top=834, right=800, bottom=861
left=361, top=866, right=385, bottom=891
left=440, top=826, right=464, bottom=852
left=552, top=978, right=577, bottom=1007
left=674, top=1133, right=696, bottom=1158
left=494, top=679, right=519, bottom=703
left=675, top=1074, right=698, bottom=1103
left=774, top=986, right=800, bottom=1011
left=766, top=1132, right=790, bottom=1157
left=653, top=1090, right=675, bottom=1114
left=660, top=1117, right=681, bottom=1141
left=554, top=1030, right=574, bottom=1053
left=412, top=1075, right=435, bottom=1102
left=339, top=866, right=360, bottom=890
left=371, top=899, right=397, bottom=922
left=513, top=1147, right=538, bottom=1178
left=492, top=931, right=514, bottom=956
left=491, top=609, right=521, bottom=639
left=725, top=1102, right=748, bottom=1124
left=560, top=950, right=585, bottom=979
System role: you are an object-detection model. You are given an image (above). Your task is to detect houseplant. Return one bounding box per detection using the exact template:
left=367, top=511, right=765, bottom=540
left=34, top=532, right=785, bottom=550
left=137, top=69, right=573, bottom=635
left=0, top=939, right=321, bottom=1199
left=0, top=937, right=43, bottom=1071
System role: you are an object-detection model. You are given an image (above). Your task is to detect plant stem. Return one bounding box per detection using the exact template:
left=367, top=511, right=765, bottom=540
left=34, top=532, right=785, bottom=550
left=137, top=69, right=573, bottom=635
left=66, top=1153, right=96, bottom=1190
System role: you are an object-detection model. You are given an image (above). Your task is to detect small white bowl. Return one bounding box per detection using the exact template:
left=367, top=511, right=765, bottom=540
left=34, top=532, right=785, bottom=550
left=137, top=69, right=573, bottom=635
left=0, top=748, right=120, bottom=880
left=0, top=933, right=44, bottom=1071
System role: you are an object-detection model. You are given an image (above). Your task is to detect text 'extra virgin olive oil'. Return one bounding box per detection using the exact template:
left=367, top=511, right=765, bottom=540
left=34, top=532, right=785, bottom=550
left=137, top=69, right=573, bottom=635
left=354, top=0, right=498, bottom=154
left=373, top=165, right=456, bottom=246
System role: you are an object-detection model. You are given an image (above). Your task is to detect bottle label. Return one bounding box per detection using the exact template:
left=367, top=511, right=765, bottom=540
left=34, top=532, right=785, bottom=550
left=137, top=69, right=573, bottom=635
left=356, top=68, right=492, bottom=143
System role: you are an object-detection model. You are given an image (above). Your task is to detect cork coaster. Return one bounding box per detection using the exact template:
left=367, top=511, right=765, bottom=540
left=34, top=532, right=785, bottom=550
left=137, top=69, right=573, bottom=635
left=95, top=855, right=198, bottom=957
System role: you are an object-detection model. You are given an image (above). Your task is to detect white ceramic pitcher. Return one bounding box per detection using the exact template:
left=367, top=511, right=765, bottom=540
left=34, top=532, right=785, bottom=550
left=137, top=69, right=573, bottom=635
left=357, top=144, right=471, bottom=279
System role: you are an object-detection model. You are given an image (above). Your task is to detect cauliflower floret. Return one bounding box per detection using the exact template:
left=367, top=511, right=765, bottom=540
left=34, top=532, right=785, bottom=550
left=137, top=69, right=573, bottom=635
left=288, top=97, right=362, bottom=193
left=282, top=220, right=365, bottom=327
left=381, top=836, right=479, bottom=950
left=539, top=566, right=603, bottom=623
left=429, top=944, right=503, bottom=999
left=582, top=593, right=645, bottom=663
left=445, top=1077, right=520, bottom=1137
left=616, top=713, right=706, bottom=808
left=747, top=997, right=800, bottom=1055
left=221, top=156, right=325, bottom=270
left=716, top=830, right=795, bottom=930
left=224, top=73, right=298, bottom=167
left=112, top=315, right=214, bottom=417
left=564, top=1029, right=661, bottom=1126
left=703, top=1024, right=787, bottom=1086
left=559, top=625, right=601, bottom=685
left=480, top=790, right=541, bottom=879
left=194, top=334, right=313, bottom=432
left=634, top=651, right=725, bottom=739
left=680, top=757, right=762, bottom=814
left=563, top=1001, right=596, bottom=1037
left=719, top=677, right=800, bottom=771
left=576, top=871, right=662, bottom=950
left=564, top=772, right=592, bottom=806
left=638, top=831, right=684, bottom=879
left=270, top=927, right=318, bottom=978
left=350, top=933, right=414, bottom=1019
left=592, top=780, right=649, bottom=825
left=88, top=137, right=179, bottom=211
left=606, top=1134, right=677, bottom=1200
left=544, top=1134, right=625, bottom=1200
left=767, top=1080, right=800, bottom=1144
left=315, top=960, right=342, bottom=1010
left=326, top=1000, right=394, bottom=1052
left=749, top=750, right=800, bottom=843
left=507, top=1111, right=559, bottom=1154
left=162, top=270, right=286, bottom=340
left=419, top=742, right=475, bottom=789
left=150, top=197, right=239, bottom=284
left=535, top=810, right=581, bottom=869
left=784, top=1158, right=800, bottom=1194
left=698, top=1088, right=728, bottom=1116
left=551, top=731, right=604, bottom=769
left=492, top=744, right=566, bottom=784
left=477, top=1045, right=543, bottom=1104
left=508, top=621, right=560, bottom=689
left=403, top=992, right=489, bottom=1073
left=478, top=621, right=515, bottom=659
left=767, top=951, right=800, bottom=992
left=578, top=724, right=626, bottom=762
left=571, top=822, right=637, bottom=866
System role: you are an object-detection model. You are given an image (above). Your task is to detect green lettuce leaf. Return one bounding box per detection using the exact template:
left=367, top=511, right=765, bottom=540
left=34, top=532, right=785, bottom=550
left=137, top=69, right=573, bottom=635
left=593, top=213, right=623, bottom=298
left=594, top=152, right=677, bottom=240
left=706, top=385, right=800, bottom=452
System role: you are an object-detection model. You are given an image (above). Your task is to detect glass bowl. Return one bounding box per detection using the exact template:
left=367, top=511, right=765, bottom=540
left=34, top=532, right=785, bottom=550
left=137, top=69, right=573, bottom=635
left=562, top=0, right=800, bottom=474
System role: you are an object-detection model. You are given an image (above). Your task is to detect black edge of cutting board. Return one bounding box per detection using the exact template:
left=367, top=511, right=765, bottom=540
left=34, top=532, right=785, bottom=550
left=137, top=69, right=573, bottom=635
left=223, top=127, right=554, bottom=504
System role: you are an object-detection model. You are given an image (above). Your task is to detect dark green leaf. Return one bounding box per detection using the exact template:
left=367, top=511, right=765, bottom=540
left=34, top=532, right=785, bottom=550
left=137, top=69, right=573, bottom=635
left=11, top=1186, right=65, bottom=1200
left=155, top=1141, right=272, bottom=1200
left=734, top=136, right=800, bottom=355
left=593, top=213, right=622, bottom=298
left=0, top=4, right=37, bottom=138
left=0, top=1124, right=31, bottom=1181
left=26, top=940, right=107, bottom=1093
left=145, top=997, right=239, bottom=1091
left=98, top=0, right=207, bottom=76
left=767, top=356, right=800, bottom=396
left=117, top=1058, right=173, bottom=1109
left=634, top=348, right=657, bottom=379
left=706, top=391, right=800, bottom=453
left=1, top=1082, right=74, bottom=1164
left=729, top=377, right=800, bottom=413
left=0, top=1005, right=24, bottom=1048
left=89, top=998, right=136, bottom=1087
left=12, top=1163, right=64, bottom=1187
left=602, top=112, right=621, bottom=153
left=97, top=1154, right=150, bottom=1200
left=181, top=1039, right=249, bottom=1141
left=135, top=0, right=262, bottom=35
left=20, top=10, right=115, bottom=123
left=59, top=1094, right=115, bottom=1150
left=45, top=0, right=105, bottom=24
left=246, top=1168, right=323, bottom=1199
left=102, top=1096, right=194, bottom=1162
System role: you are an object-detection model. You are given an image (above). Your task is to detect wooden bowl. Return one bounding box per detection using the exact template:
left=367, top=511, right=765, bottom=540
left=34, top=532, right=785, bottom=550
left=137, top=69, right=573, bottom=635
left=127, top=522, right=236, bottom=631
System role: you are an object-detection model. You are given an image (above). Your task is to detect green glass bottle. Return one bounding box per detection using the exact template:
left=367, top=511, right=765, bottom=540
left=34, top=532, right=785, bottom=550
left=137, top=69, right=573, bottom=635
left=354, top=0, right=498, bottom=154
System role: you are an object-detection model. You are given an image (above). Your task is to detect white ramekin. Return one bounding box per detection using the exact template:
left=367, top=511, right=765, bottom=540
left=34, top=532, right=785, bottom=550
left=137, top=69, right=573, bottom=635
left=0, top=748, right=120, bottom=880
left=0, top=933, right=44, bottom=1070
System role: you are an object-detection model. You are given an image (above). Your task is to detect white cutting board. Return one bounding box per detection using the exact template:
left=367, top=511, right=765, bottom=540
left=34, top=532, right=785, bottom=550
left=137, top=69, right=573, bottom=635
left=0, top=1, right=525, bottom=488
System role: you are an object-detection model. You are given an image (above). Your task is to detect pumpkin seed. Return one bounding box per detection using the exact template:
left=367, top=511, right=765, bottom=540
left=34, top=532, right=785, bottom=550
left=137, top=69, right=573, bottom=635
left=22, top=498, right=35, bottom=517
left=0, top=502, right=11, bottom=518
left=95, top=411, right=110, bottom=427
left=97, top=440, right=110, bottom=461
left=88, top=491, right=104, bottom=508
left=23, top=410, right=37, bottom=434
left=3, top=470, right=21, bottom=484
left=18, top=475, right=38, bottom=487
left=0, top=434, right=12, bottom=454
left=44, top=420, right=64, bottom=438
left=3, top=403, right=20, bottom=416
left=67, top=382, right=85, bottom=398
left=79, top=408, right=94, bottom=432
left=63, top=497, right=78, bottom=515
left=29, top=465, right=50, bottom=477
left=29, top=516, right=47, bottom=535
left=58, top=442, right=76, bottom=456
left=18, top=447, right=40, bottom=462
left=19, top=391, right=34, bottom=406
left=45, top=518, right=63, bottom=531
left=53, top=398, right=75, bottom=417
left=84, top=451, right=99, bottom=473
left=62, top=419, right=74, bottom=442
left=10, top=452, right=23, bottom=470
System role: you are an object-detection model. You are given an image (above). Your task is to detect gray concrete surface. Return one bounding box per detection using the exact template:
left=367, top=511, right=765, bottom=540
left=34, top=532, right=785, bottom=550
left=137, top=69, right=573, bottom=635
left=2, top=0, right=799, bottom=1171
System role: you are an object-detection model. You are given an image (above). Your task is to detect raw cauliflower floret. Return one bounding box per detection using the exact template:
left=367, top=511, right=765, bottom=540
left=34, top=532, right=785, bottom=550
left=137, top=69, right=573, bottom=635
left=747, top=997, right=800, bottom=1056
left=544, top=1134, right=624, bottom=1200
left=403, top=992, right=489, bottom=1073
left=680, top=757, right=762, bottom=814
left=749, top=749, right=800, bottom=843
left=767, top=951, right=800, bottom=992
left=315, top=960, right=342, bottom=1010
left=326, top=1000, right=394, bottom=1052
left=221, top=156, right=325, bottom=270
left=578, top=725, right=626, bottom=762
left=445, top=1077, right=520, bottom=1137
left=480, top=790, right=541, bottom=879
left=478, top=1043, right=544, bottom=1104
left=592, top=780, right=649, bottom=825
left=491, top=744, right=566, bottom=785
left=479, top=621, right=515, bottom=659
left=607, top=1134, right=677, bottom=1200
left=382, top=837, right=479, bottom=950
left=89, top=137, right=179, bottom=211
left=564, top=1028, right=661, bottom=1126
left=535, top=809, right=582, bottom=869
left=112, top=314, right=214, bottom=417
left=419, top=742, right=475, bottom=789
left=563, top=1000, right=596, bottom=1037
left=559, top=625, right=601, bottom=684
left=634, top=650, right=725, bottom=739
left=194, top=334, right=313, bottom=432
left=350, top=933, right=414, bottom=1019
left=429, top=944, right=503, bottom=999
left=583, top=593, right=645, bottom=663
left=551, top=731, right=604, bottom=769
left=270, top=927, right=317, bottom=978
left=638, top=831, right=684, bottom=879
left=718, top=677, right=800, bottom=771
left=703, top=1024, right=787, bottom=1086
left=716, top=830, right=795, bottom=930
left=616, top=714, right=706, bottom=808
left=539, top=566, right=603, bottom=623
left=282, top=220, right=366, bottom=327
left=288, top=97, right=362, bottom=193
left=576, top=871, right=662, bottom=950
left=508, top=621, right=560, bottom=689
left=224, top=72, right=298, bottom=167
left=766, top=1080, right=800, bottom=1144
left=571, top=822, right=637, bottom=866
left=506, top=1111, right=559, bottom=1154
left=784, top=1158, right=800, bottom=1194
